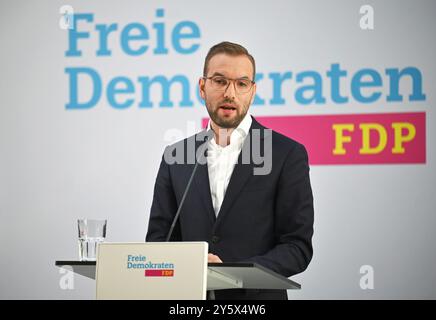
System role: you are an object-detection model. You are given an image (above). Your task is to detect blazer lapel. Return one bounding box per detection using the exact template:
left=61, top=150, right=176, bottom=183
left=214, top=118, right=266, bottom=227
left=193, top=131, right=216, bottom=225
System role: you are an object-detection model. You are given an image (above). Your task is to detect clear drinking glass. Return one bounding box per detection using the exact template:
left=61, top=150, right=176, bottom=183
left=77, top=219, right=107, bottom=261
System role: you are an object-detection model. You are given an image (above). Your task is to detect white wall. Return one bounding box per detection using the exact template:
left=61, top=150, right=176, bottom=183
left=0, top=0, right=435, bottom=299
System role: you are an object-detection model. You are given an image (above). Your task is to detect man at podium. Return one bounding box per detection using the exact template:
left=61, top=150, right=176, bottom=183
left=146, top=41, right=314, bottom=300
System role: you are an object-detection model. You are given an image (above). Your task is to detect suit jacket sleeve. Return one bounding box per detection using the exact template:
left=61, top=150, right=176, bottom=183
left=146, top=148, right=181, bottom=242
left=243, top=142, right=314, bottom=277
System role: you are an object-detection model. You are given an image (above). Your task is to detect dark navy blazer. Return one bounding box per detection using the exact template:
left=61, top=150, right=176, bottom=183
left=146, top=117, right=314, bottom=300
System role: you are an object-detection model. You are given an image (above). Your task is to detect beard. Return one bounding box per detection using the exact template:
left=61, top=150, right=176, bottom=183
left=205, top=100, right=249, bottom=129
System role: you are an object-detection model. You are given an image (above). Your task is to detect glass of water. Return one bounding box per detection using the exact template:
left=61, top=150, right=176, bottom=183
left=77, top=219, right=107, bottom=261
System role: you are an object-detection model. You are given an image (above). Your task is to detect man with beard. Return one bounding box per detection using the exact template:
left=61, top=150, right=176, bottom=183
left=146, top=42, right=314, bottom=300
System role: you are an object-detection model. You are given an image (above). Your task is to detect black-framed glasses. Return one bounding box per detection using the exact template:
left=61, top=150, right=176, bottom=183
left=203, top=76, right=255, bottom=94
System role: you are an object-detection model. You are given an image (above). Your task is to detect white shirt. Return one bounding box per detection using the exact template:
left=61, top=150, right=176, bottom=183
left=206, top=113, right=252, bottom=216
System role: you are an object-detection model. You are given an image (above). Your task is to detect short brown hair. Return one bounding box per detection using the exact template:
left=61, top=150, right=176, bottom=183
left=203, top=41, right=256, bottom=80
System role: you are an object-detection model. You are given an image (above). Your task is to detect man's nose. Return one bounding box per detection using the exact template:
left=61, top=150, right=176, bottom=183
left=224, top=80, right=236, bottom=100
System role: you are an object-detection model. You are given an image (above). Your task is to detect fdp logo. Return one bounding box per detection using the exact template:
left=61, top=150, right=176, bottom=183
left=145, top=269, right=174, bottom=277
left=126, top=254, right=175, bottom=277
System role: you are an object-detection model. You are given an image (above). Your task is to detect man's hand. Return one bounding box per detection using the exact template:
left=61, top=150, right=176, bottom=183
left=208, top=253, right=222, bottom=263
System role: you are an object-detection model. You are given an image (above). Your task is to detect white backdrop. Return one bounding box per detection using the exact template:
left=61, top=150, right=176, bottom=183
left=1, top=0, right=435, bottom=299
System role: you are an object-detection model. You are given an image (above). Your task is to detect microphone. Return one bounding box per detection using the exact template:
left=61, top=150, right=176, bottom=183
left=165, top=129, right=212, bottom=242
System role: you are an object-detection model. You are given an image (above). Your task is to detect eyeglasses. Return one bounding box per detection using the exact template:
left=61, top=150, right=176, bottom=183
left=203, top=76, right=255, bottom=94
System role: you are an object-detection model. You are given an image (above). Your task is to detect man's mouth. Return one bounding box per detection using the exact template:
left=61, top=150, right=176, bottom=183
left=219, top=105, right=236, bottom=111
left=218, top=105, right=237, bottom=117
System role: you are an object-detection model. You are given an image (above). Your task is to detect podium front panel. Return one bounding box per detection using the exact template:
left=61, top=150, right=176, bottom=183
left=95, top=242, right=208, bottom=300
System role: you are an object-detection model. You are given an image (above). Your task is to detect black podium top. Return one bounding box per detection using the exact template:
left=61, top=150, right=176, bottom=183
left=55, top=260, right=300, bottom=289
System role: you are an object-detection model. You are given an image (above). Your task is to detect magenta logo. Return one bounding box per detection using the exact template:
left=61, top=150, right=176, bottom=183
left=144, top=269, right=174, bottom=277
left=203, top=112, right=425, bottom=165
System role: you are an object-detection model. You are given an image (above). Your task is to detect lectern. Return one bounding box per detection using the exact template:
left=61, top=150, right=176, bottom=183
left=56, top=242, right=300, bottom=299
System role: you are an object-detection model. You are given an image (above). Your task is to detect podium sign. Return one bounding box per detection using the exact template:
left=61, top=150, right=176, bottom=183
left=96, top=242, right=208, bottom=300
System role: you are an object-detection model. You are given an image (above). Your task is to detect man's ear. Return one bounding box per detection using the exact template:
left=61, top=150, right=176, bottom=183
left=199, top=77, right=206, bottom=100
